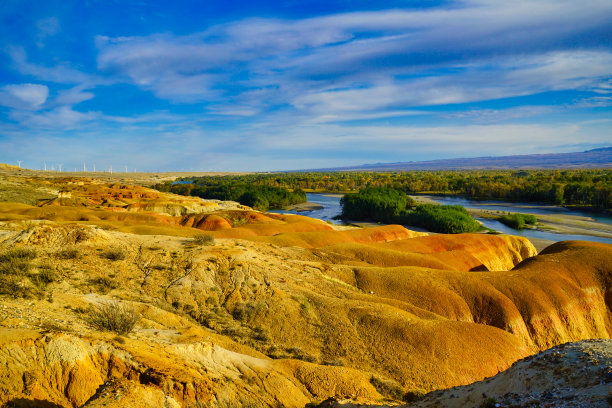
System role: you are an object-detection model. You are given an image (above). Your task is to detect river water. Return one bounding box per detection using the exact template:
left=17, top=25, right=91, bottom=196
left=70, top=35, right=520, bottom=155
left=271, top=193, right=612, bottom=245
left=269, top=193, right=344, bottom=224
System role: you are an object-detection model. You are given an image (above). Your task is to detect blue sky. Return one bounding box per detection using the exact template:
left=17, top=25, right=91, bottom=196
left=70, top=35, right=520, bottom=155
left=0, top=0, right=611, bottom=171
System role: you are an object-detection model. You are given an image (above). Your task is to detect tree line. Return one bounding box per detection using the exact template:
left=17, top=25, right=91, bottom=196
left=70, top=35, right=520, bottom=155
left=153, top=168, right=611, bottom=211
left=153, top=179, right=306, bottom=211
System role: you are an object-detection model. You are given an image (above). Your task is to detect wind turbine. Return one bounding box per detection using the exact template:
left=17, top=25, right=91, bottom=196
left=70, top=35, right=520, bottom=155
left=58, top=164, right=63, bottom=172
left=109, top=165, right=113, bottom=174
left=93, top=164, right=96, bottom=172
left=16, top=160, right=22, bottom=168
left=43, top=161, right=47, bottom=171
left=83, top=162, right=86, bottom=172
left=125, top=165, right=128, bottom=173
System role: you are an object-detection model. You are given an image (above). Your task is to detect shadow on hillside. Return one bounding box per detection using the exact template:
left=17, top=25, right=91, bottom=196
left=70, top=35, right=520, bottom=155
left=2, top=399, right=64, bottom=408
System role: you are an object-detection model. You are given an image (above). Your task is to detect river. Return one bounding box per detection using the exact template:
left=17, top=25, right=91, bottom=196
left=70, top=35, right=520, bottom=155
left=271, top=193, right=612, bottom=245
left=269, top=193, right=344, bottom=224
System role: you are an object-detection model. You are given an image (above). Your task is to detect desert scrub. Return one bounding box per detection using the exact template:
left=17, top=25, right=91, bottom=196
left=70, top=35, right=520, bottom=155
left=40, top=320, right=69, bottom=332
left=285, top=346, right=316, bottom=363
left=232, top=301, right=266, bottom=322
left=0, top=247, right=37, bottom=262
left=31, top=264, right=58, bottom=288
left=369, top=376, right=423, bottom=402
left=0, top=258, right=31, bottom=276
left=0, top=247, right=37, bottom=276
left=208, top=397, right=263, bottom=408
left=85, top=302, right=140, bottom=335
left=193, top=233, right=215, bottom=246
left=403, top=388, right=427, bottom=403
left=100, top=248, right=126, bottom=261
left=89, top=276, right=119, bottom=294
left=55, top=247, right=79, bottom=259
left=0, top=275, right=41, bottom=299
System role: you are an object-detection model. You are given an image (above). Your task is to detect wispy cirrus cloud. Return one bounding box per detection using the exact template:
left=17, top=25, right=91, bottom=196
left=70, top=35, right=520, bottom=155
left=8, top=106, right=97, bottom=129
left=7, top=46, right=107, bottom=86
left=0, top=83, right=49, bottom=110
left=36, top=17, right=60, bottom=47
left=94, top=0, right=612, bottom=120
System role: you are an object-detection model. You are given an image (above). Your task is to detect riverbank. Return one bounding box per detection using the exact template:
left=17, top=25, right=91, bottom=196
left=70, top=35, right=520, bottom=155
left=272, top=193, right=612, bottom=248
left=468, top=208, right=612, bottom=240
left=283, top=201, right=324, bottom=211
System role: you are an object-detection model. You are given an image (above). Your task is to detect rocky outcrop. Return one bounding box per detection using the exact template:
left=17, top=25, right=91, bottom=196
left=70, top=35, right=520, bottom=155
left=0, top=329, right=381, bottom=408
left=1, top=223, right=111, bottom=247
left=180, top=214, right=232, bottom=230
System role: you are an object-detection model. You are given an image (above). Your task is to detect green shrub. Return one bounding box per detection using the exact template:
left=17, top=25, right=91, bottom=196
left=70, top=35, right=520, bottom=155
left=193, top=233, right=215, bottom=246
left=85, top=302, right=139, bottom=335
left=157, top=179, right=307, bottom=211
left=340, top=189, right=479, bottom=233
left=341, top=187, right=415, bottom=223
left=100, top=248, right=126, bottom=261
left=497, top=213, right=537, bottom=230
left=399, top=204, right=481, bottom=234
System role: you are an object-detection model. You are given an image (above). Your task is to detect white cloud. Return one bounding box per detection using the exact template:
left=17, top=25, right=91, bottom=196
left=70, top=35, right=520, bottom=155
left=36, top=17, right=60, bottom=47
left=241, top=122, right=611, bottom=168
left=290, top=50, right=612, bottom=117
left=0, top=83, right=49, bottom=109
left=52, top=86, right=95, bottom=106
left=574, top=96, right=612, bottom=108
left=444, top=106, right=555, bottom=123
left=9, top=106, right=97, bottom=129
left=7, top=47, right=107, bottom=86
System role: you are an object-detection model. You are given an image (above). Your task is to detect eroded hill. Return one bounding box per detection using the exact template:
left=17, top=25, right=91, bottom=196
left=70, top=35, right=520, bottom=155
left=0, top=174, right=610, bottom=407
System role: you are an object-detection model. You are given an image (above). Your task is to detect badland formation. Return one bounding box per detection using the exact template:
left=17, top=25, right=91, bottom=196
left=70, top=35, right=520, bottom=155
left=0, top=166, right=610, bottom=407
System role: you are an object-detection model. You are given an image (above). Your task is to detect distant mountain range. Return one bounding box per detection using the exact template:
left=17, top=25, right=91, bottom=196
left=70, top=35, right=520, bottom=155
left=307, top=147, right=612, bottom=171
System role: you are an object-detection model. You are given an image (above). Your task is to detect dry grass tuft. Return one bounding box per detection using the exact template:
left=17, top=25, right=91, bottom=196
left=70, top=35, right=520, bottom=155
left=85, top=302, right=140, bottom=335
left=55, top=247, right=79, bottom=259
left=89, top=276, right=119, bottom=294
left=0, top=247, right=38, bottom=262
left=193, top=233, right=215, bottom=246
left=100, top=248, right=126, bottom=261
